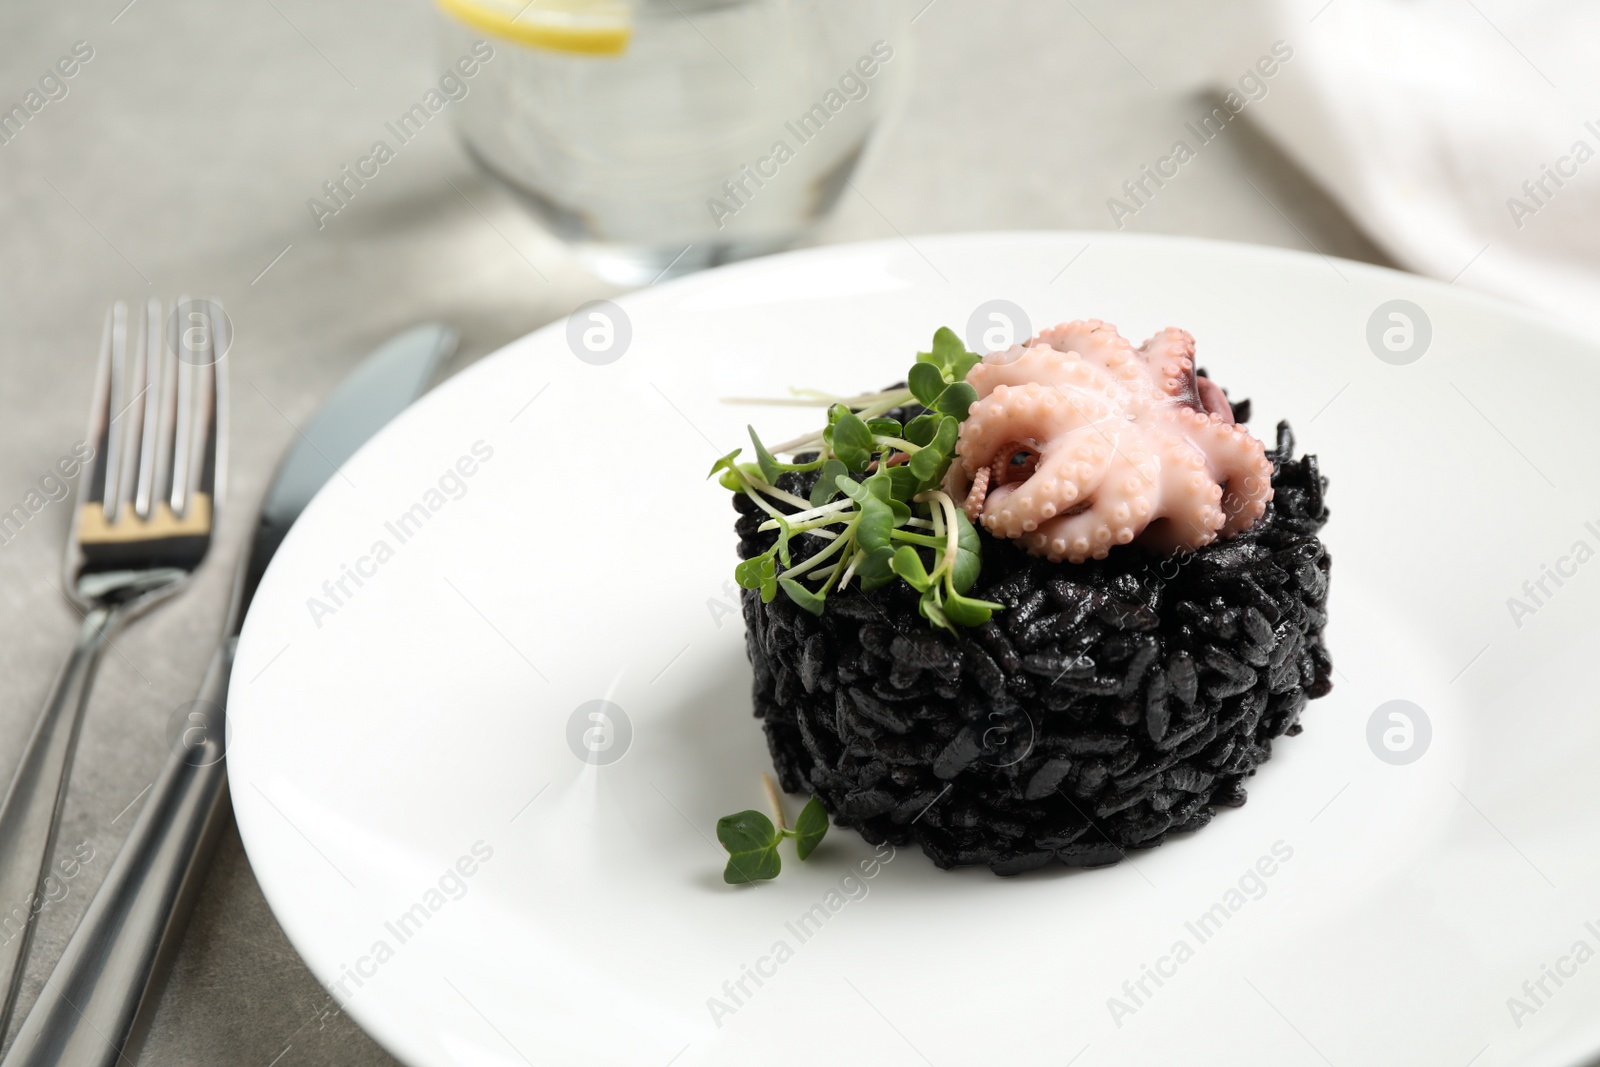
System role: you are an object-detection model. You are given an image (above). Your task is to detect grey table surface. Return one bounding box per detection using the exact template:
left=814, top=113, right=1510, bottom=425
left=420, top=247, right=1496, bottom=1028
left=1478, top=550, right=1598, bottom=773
left=0, top=1, right=1389, bottom=1063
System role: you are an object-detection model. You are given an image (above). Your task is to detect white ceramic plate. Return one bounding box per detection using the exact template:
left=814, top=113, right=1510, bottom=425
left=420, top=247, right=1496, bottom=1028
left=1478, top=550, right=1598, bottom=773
left=230, top=233, right=1600, bottom=1067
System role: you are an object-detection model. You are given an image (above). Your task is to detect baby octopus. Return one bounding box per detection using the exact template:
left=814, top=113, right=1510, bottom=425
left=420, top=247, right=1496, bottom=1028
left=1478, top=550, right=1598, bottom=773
left=943, top=319, right=1273, bottom=563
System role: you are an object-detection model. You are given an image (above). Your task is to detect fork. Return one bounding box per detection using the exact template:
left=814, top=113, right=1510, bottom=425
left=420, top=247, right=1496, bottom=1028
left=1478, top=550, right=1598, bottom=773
left=0, top=298, right=226, bottom=1036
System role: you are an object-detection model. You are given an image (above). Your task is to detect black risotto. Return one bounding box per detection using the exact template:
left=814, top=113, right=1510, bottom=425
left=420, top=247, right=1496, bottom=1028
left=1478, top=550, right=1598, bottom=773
left=733, top=419, right=1332, bottom=876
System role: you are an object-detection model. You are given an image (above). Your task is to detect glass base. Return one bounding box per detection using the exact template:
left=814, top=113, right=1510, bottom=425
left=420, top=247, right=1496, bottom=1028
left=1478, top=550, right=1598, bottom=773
left=571, top=236, right=799, bottom=286
left=463, top=143, right=808, bottom=286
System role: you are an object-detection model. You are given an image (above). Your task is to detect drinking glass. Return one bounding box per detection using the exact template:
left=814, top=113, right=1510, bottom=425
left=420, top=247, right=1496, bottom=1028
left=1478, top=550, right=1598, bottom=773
left=434, top=0, right=909, bottom=283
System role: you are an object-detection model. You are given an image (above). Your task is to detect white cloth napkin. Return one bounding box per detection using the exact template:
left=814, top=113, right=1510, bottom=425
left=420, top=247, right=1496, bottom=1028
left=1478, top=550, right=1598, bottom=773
left=1118, top=0, right=1600, bottom=336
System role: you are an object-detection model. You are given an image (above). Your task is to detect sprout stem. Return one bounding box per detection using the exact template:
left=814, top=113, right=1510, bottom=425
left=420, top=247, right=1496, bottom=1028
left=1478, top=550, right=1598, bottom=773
left=931, top=491, right=961, bottom=576
left=741, top=487, right=790, bottom=523
left=890, top=530, right=945, bottom=549
left=761, top=771, right=786, bottom=831
left=757, top=497, right=855, bottom=528
left=768, top=431, right=827, bottom=455
left=746, top=477, right=811, bottom=510
left=765, top=388, right=917, bottom=456
left=722, top=386, right=906, bottom=409
left=852, top=390, right=917, bottom=424
left=760, top=515, right=851, bottom=537
left=818, top=547, right=850, bottom=595
left=721, top=398, right=839, bottom=408
left=781, top=523, right=853, bottom=579
left=839, top=548, right=864, bottom=590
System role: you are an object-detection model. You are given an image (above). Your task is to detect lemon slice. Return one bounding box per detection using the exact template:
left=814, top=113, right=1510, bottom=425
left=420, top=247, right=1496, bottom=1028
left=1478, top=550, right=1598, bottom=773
left=435, top=0, right=633, bottom=56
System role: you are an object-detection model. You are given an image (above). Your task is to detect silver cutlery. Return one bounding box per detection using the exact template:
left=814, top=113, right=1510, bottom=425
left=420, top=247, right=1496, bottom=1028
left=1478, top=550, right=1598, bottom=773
left=1, top=322, right=457, bottom=1067
left=0, top=299, right=225, bottom=1037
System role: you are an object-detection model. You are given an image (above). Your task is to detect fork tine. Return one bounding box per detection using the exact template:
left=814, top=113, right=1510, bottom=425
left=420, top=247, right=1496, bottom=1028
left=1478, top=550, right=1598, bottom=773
left=170, top=295, right=193, bottom=516
left=167, top=299, right=225, bottom=520
left=148, top=301, right=180, bottom=518
left=194, top=300, right=225, bottom=510
left=99, top=303, right=128, bottom=520
left=113, top=301, right=150, bottom=522
left=134, top=299, right=162, bottom=519
left=81, top=304, right=123, bottom=521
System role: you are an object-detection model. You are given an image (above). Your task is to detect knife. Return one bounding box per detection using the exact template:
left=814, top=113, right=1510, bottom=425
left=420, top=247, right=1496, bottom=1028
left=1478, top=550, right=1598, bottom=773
left=1, top=322, right=458, bottom=1067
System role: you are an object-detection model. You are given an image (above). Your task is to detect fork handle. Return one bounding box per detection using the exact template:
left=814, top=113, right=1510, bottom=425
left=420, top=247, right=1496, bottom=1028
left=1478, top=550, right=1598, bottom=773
left=1, top=642, right=233, bottom=1067
left=0, top=605, right=118, bottom=1037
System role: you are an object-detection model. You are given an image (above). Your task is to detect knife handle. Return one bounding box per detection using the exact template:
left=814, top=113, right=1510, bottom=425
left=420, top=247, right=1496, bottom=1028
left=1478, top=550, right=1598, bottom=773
left=0, top=605, right=116, bottom=1039
left=3, top=642, right=233, bottom=1067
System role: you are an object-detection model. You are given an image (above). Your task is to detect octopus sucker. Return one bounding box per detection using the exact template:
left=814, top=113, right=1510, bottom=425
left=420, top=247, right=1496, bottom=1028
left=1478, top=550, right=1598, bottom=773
left=957, top=320, right=1274, bottom=563
left=959, top=464, right=991, bottom=522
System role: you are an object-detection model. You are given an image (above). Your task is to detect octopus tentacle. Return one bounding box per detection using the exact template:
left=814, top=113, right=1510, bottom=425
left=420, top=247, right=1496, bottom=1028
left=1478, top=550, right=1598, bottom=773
left=1031, top=319, right=1127, bottom=367
left=961, top=464, right=990, bottom=523
left=1139, top=428, right=1229, bottom=553
left=1139, top=327, right=1201, bottom=411
left=984, top=433, right=1114, bottom=538
left=966, top=344, right=1121, bottom=403
left=1022, top=439, right=1163, bottom=562
left=1192, top=415, right=1274, bottom=534
left=956, top=382, right=1113, bottom=481
left=1031, top=508, right=1122, bottom=563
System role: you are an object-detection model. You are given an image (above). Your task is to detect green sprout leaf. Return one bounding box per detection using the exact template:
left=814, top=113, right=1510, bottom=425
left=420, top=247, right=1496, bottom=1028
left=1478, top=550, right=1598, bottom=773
left=856, top=545, right=896, bottom=590
left=734, top=553, right=778, bottom=602
left=943, top=589, right=1002, bottom=626
left=717, top=810, right=782, bottom=884
left=885, top=465, right=921, bottom=501
left=933, top=381, right=978, bottom=420
left=773, top=514, right=794, bottom=568
left=866, top=417, right=904, bottom=437
left=908, top=362, right=946, bottom=408
left=908, top=443, right=946, bottom=483
left=792, top=797, right=830, bottom=860
left=930, top=326, right=966, bottom=370
left=855, top=496, right=895, bottom=554
left=835, top=474, right=874, bottom=506
left=708, top=447, right=743, bottom=480
left=832, top=411, right=874, bottom=472
left=912, top=418, right=960, bottom=488
left=733, top=553, right=767, bottom=589
left=809, top=458, right=848, bottom=507
left=918, top=586, right=953, bottom=632
left=779, top=577, right=827, bottom=616
left=891, top=545, right=933, bottom=591
left=871, top=472, right=913, bottom=521
left=951, top=349, right=983, bottom=383
left=863, top=470, right=894, bottom=502
left=950, top=509, right=983, bottom=594
left=748, top=426, right=783, bottom=484
left=904, top=413, right=940, bottom=447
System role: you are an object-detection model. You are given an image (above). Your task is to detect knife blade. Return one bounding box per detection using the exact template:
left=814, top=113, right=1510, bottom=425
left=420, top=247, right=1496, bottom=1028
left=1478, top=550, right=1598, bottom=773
left=1, top=322, right=457, bottom=1067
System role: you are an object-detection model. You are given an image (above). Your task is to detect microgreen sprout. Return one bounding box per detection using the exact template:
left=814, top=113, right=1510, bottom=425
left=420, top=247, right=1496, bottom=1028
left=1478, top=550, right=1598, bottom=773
left=710, top=328, right=1003, bottom=631
left=717, top=773, right=830, bottom=884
